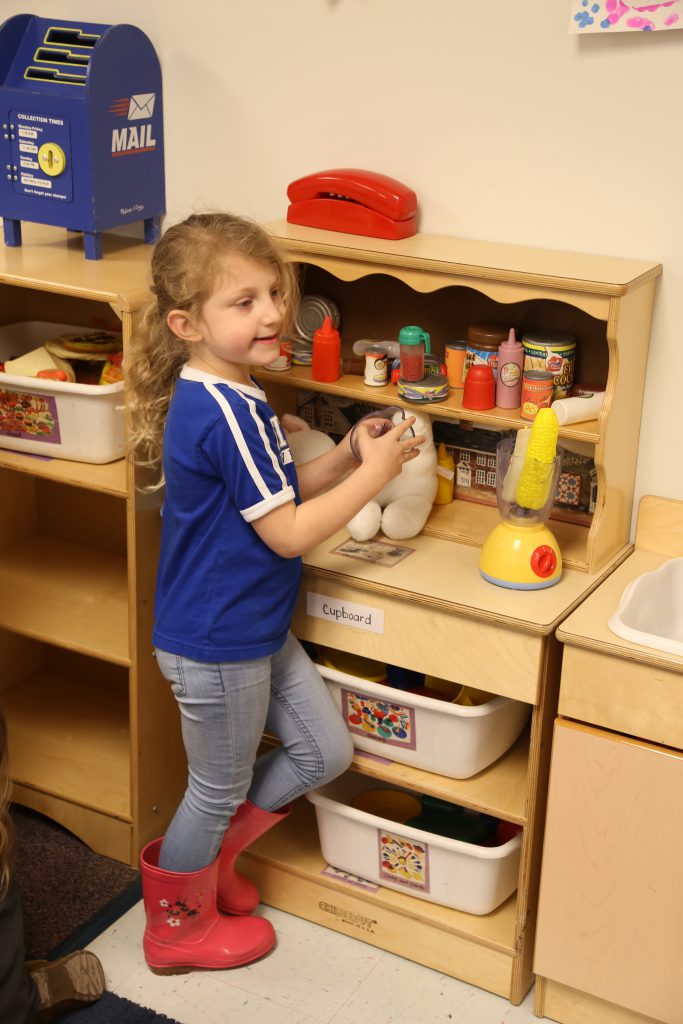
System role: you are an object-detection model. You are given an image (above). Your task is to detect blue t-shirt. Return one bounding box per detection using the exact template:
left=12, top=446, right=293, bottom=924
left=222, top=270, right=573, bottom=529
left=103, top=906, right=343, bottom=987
left=152, top=365, right=302, bottom=661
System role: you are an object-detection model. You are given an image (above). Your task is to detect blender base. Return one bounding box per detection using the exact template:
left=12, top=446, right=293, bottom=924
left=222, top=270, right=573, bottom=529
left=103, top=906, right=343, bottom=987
left=479, top=520, right=562, bottom=590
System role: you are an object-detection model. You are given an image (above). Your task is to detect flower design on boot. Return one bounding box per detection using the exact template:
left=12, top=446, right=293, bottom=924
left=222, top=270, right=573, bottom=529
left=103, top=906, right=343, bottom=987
left=163, top=896, right=202, bottom=926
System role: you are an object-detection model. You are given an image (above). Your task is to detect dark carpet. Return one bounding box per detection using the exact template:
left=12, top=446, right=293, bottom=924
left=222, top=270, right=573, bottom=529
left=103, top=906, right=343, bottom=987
left=58, top=992, right=182, bottom=1023
left=12, top=804, right=140, bottom=959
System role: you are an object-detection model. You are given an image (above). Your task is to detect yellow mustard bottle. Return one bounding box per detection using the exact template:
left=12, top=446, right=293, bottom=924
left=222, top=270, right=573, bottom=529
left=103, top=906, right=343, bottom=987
left=434, top=442, right=455, bottom=505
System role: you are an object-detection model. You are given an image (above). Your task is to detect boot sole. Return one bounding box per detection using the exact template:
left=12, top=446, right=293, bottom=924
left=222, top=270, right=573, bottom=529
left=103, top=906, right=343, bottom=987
left=145, top=937, right=275, bottom=974
left=30, top=951, right=105, bottom=1018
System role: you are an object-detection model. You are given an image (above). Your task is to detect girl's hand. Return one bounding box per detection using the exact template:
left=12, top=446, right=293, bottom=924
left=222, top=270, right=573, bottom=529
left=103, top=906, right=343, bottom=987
left=339, top=415, right=394, bottom=467
left=355, top=416, right=424, bottom=487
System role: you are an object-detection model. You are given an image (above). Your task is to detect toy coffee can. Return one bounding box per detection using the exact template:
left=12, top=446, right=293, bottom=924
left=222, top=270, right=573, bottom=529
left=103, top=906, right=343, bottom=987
left=397, top=372, right=449, bottom=403
left=522, top=330, right=576, bottom=400
left=520, top=370, right=554, bottom=420
left=445, top=342, right=467, bottom=388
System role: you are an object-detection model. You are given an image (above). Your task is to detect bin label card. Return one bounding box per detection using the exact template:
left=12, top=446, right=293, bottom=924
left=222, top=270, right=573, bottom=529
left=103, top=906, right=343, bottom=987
left=306, top=592, right=384, bottom=634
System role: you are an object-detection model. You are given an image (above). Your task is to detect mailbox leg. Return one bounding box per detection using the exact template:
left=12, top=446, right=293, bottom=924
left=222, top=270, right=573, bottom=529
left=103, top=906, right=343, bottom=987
left=3, top=219, right=22, bottom=247
left=83, top=231, right=103, bottom=260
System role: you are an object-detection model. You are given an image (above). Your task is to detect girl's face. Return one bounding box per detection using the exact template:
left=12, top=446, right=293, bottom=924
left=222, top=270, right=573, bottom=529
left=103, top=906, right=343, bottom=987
left=182, top=255, right=284, bottom=383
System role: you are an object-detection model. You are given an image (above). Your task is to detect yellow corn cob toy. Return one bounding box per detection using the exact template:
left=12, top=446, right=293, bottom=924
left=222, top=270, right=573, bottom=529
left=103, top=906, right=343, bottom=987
left=514, top=408, right=559, bottom=510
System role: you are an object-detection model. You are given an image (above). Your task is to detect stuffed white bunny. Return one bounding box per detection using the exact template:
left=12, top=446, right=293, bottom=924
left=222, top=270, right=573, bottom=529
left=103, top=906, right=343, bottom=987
left=346, top=409, right=437, bottom=542
left=281, top=414, right=336, bottom=464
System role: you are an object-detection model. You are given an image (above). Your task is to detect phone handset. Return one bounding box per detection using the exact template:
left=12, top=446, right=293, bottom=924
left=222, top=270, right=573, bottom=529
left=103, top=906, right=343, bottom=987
left=286, top=168, right=417, bottom=240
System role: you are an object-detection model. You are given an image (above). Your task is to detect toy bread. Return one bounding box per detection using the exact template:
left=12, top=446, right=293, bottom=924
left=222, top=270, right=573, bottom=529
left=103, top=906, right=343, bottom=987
left=45, top=330, right=122, bottom=360
left=4, top=345, right=76, bottom=381
left=514, top=408, right=559, bottom=510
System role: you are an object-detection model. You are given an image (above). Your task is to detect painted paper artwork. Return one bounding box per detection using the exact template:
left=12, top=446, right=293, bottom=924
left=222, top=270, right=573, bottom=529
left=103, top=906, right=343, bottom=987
left=570, top=0, right=682, bottom=31
left=341, top=688, right=417, bottom=751
left=378, top=829, right=430, bottom=892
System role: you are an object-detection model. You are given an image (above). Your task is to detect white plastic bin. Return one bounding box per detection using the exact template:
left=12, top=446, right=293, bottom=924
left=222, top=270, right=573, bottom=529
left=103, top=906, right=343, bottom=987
left=307, top=774, right=522, bottom=915
left=0, top=322, right=124, bottom=463
left=318, top=663, right=530, bottom=779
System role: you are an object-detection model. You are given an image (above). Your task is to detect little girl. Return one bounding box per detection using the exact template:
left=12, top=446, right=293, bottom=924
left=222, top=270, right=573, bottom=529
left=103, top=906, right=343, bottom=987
left=127, top=212, right=423, bottom=975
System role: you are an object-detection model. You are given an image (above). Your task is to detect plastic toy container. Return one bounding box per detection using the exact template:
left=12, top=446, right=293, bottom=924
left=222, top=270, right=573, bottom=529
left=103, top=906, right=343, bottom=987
left=306, top=773, right=522, bottom=915
left=0, top=322, right=124, bottom=463
left=318, top=663, right=530, bottom=779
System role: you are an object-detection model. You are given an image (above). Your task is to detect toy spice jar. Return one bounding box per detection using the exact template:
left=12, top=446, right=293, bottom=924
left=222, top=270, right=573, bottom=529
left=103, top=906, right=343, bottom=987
left=399, top=325, right=430, bottom=382
left=521, top=330, right=576, bottom=400
left=465, top=324, right=508, bottom=380
left=363, top=347, right=388, bottom=386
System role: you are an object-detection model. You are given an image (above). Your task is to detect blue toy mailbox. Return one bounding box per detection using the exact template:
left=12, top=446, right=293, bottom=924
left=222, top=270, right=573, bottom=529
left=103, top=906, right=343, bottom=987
left=0, top=14, right=165, bottom=259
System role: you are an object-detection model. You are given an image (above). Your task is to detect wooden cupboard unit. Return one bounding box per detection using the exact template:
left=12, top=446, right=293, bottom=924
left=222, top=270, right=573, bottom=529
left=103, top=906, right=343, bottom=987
left=534, top=497, right=683, bottom=1024
left=238, top=224, right=660, bottom=1001
left=259, top=220, right=661, bottom=574
left=240, top=536, right=620, bottom=1001
left=0, top=224, right=186, bottom=867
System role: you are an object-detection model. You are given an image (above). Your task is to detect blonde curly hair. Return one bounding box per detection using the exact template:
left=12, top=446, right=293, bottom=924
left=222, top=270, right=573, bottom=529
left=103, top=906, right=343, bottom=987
left=0, top=705, right=13, bottom=903
left=127, top=212, right=298, bottom=490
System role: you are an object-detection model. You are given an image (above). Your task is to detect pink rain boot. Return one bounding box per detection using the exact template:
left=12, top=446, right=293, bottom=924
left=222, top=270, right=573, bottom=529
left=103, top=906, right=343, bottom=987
left=217, top=801, right=289, bottom=915
left=141, top=838, right=274, bottom=973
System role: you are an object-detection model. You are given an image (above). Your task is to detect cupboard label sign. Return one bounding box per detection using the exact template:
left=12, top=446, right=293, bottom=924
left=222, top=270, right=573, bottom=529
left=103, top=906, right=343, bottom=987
left=306, top=592, right=384, bottom=635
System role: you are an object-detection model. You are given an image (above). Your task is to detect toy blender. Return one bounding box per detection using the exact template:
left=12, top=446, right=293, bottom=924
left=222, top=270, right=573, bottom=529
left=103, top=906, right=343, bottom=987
left=479, top=409, right=563, bottom=589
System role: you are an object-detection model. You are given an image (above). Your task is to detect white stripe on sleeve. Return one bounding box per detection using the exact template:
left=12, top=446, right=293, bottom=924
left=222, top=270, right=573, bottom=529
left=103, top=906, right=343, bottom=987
left=205, top=382, right=276, bottom=501
left=243, top=394, right=289, bottom=488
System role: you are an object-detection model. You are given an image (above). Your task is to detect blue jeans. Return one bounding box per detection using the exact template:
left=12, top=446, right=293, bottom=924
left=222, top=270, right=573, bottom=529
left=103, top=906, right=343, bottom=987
left=155, top=633, right=353, bottom=872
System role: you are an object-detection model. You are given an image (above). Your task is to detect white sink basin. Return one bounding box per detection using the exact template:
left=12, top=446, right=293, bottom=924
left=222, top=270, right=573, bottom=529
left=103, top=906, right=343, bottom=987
left=608, top=556, right=683, bottom=657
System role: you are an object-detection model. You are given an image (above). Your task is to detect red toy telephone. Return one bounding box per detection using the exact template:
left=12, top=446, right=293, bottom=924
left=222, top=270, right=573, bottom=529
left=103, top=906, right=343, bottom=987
left=286, top=168, right=418, bottom=240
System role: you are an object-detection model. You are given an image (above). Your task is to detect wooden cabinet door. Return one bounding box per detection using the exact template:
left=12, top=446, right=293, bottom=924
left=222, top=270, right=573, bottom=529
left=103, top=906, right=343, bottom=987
left=534, top=719, right=683, bottom=1024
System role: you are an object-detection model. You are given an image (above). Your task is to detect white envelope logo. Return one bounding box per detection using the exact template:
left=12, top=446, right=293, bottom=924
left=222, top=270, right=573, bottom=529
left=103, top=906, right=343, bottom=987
left=128, top=93, right=155, bottom=120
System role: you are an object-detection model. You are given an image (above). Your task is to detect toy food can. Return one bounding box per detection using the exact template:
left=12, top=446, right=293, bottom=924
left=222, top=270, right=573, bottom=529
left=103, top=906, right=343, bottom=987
left=465, top=324, right=508, bottom=380
left=294, top=294, right=340, bottom=342
left=520, top=370, right=554, bottom=420
left=397, top=372, right=449, bottom=403
left=363, top=347, right=388, bottom=386
left=444, top=341, right=467, bottom=388
left=522, top=331, right=576, bottom=400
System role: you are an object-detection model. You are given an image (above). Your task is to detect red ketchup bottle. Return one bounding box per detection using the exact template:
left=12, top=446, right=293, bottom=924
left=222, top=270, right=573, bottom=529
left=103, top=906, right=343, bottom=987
left=312, top=316, right=341, bottom=382
left=399, top=325, right=430, bottom=382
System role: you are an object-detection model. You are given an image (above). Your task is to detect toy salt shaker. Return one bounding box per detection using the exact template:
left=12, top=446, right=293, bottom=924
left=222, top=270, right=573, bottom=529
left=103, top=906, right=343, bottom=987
left=363, top=347, right=388, bottom=386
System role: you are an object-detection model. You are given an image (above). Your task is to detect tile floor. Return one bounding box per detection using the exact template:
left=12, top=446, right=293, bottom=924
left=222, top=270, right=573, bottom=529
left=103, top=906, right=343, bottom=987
left=88, top=900, right=539, bottom=1023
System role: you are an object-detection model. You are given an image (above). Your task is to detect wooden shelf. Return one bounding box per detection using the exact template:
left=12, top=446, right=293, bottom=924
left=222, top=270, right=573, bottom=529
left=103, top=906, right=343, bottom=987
left=350, top=727, right=530, bottom=824
left=0, top=221, right=153, bottom=313
left=4, top=668, right=131, bottom=820
left=0, top=449, right=128, bottom=497
left=242, top=797, right=519, bottom=955
left=0, top=228, right=188, bottom=868
left=424, top=500, right=589, bottom=569
left=267, top=220, right=661, bottom=298
left=255, top=367, right=600, bottom=443
left=0, top=535, right=129, bottom=664
left=257, top=368, right=595, bottom=570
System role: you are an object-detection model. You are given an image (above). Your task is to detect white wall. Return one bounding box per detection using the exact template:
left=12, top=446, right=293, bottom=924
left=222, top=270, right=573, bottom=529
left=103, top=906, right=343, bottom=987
left=16, top=1, right=683, bottom=529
